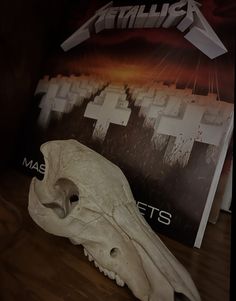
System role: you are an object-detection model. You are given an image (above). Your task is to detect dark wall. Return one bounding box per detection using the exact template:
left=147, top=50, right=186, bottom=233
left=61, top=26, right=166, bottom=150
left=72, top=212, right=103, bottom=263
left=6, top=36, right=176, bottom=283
left=0, top=0, right=67, bottom=170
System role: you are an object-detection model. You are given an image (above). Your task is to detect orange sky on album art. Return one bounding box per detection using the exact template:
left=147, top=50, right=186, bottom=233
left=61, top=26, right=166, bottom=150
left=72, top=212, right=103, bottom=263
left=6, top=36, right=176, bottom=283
left=49, top=40, right=234, bottom=102
left=44, top=0, right=235, bottom=101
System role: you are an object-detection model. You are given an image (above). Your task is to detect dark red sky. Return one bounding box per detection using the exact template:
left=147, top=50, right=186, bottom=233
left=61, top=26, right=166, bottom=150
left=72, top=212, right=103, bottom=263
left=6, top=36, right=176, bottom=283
left=45, top=0, right=235, bottom=101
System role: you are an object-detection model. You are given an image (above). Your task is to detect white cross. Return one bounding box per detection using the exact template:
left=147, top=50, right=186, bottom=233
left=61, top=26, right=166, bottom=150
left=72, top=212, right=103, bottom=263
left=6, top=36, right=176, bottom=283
left=69, top=75, right=104, bottom=104
left=134, top=85, right=157, bottom=106
left=129, top=84, right=150, bottom=101
left=138, top=96, right=154, bottom=117
left=144, top=94, right=182, bottom=128
left=84, top=90, right=131, bottom=141
left=68, top=76, right=101, bottom=108
left=137, top=83, right=186, bottom=118
left=149, top=96, right=185, bottom=150
left=38, top=83, right=69, bottom=128
left=155, top=103, right=224, bottom=167
left=35, top=75, right=49, bottom=95
left=57, top=81, right=71, bottom=98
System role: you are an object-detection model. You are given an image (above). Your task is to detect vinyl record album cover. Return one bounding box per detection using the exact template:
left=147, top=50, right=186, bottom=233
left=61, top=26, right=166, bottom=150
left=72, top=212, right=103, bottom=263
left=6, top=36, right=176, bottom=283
left=16, top=0, right=235, bottom=247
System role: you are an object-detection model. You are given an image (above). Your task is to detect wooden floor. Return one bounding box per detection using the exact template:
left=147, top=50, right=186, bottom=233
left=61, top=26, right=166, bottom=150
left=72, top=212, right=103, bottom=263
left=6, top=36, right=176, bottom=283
left=0, top=170, right=231, bottom=301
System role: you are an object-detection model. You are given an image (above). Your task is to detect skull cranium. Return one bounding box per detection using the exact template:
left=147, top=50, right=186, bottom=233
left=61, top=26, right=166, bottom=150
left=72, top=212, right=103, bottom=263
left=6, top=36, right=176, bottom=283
left=28, top=139, right=201, bottom=301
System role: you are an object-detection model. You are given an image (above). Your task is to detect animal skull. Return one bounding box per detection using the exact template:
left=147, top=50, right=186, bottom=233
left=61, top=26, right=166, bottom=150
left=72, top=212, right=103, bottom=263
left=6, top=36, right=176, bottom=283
left=28, top=139, right=201, bottom=301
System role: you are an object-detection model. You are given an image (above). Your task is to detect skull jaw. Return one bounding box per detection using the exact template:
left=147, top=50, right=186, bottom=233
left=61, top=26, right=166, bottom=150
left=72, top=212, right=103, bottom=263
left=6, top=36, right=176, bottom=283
left=71, top=217, right=152, bottom=300
left=71, top=212, right=200, bottom=301
left=82, top=239, right=174, bottom=301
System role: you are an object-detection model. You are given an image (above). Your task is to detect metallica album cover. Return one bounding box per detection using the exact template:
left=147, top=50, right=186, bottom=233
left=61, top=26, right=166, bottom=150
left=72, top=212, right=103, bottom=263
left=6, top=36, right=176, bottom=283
left=16, top=0, right=235, bottom=247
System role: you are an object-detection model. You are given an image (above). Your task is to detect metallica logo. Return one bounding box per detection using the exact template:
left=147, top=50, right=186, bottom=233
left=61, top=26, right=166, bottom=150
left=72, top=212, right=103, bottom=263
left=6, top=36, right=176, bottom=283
left=61, top=0, right=227, bottom=59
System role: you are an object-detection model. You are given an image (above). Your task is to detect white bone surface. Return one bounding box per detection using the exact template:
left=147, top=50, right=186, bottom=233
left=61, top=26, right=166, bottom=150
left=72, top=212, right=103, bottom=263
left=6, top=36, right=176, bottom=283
left=28, top=139, right=201, bottom=301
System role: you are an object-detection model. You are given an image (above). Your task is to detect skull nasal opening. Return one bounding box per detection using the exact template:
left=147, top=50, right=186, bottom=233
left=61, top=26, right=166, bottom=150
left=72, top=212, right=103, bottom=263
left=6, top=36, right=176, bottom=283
left=174, top=292, right=192, bottom=301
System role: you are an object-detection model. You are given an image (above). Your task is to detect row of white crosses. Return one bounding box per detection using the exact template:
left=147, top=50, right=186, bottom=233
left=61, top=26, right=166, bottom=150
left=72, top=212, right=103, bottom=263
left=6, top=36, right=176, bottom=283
left=129, top=82, right=233, bottom=167
left=36, top=75, right=105, bottom=128
left=84, top=84, right=131, bottom=141
left=35, top=74, right=233, bottom=167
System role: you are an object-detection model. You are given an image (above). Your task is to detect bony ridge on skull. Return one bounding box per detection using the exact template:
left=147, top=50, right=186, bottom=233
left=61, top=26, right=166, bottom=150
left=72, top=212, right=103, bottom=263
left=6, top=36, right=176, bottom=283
left=28, top=139, right=201, bottom=301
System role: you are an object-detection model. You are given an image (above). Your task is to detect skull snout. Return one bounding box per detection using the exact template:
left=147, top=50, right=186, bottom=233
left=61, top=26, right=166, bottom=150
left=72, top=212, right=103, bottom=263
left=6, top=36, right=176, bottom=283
left=79, top=217, right=151, bottom=300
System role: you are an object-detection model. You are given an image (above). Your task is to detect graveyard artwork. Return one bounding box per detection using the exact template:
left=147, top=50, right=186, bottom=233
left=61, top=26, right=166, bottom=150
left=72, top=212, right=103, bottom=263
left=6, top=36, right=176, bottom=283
left=17, top=0, right=235, bottom=247
left=35, top=78, right=232, bottom=168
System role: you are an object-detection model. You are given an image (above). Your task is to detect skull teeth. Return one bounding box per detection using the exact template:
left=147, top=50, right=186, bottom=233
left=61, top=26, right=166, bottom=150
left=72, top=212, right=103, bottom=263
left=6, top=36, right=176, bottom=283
left=84, top=248, right=125, bottom=287
left=94, top=261, right=99, bottom=268
left=115, top=274, right=125, bottom=286
left=108, top=271, right=115, bottom=280
left=88, top=254, right=93, bottom=262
